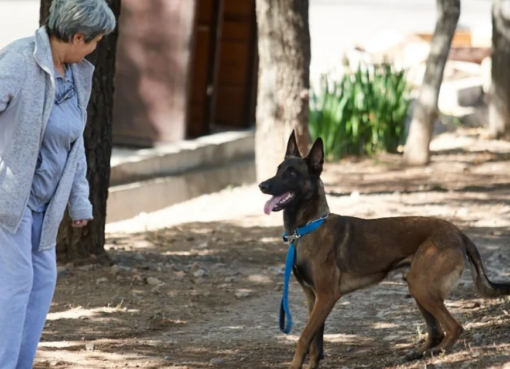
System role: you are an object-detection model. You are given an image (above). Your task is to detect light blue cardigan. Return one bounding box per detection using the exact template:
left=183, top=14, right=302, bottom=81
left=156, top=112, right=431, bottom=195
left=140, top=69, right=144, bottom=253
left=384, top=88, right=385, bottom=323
left=0, top=26, right=94, bottom=251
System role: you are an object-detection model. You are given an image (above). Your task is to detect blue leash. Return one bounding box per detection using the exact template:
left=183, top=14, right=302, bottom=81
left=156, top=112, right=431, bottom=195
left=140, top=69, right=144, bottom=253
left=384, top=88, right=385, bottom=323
left=279, top=215, right=328, bottom=334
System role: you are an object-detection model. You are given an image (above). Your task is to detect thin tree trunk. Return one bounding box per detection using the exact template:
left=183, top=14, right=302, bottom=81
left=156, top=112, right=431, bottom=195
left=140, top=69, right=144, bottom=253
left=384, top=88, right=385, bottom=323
left=40, top=0, right=121, bottom=264
left=489, top=0, right=510, bottom=139
left=403, top=0, right=460, bottom=166
left=255, top=0, right=311, bottom=182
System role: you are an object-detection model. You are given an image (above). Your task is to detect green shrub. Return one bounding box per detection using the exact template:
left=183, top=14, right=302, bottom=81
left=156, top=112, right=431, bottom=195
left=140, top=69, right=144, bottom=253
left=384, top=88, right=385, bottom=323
left=309, top=62, right=411, bottom=160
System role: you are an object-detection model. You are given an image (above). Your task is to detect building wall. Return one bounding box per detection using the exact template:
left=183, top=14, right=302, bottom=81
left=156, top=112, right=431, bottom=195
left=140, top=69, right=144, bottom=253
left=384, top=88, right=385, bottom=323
left=112, top=0, right=198, bottom=146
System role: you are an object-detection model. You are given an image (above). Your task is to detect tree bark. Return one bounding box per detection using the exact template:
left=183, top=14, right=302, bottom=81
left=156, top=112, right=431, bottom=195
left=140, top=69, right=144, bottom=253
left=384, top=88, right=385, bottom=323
left=489, top=0, right=510, bottom=139
left=254, top=0, right=311, bottom=182
left=40, top=0, right=121, bottom=263
left=403, top=0, right=460, bottom=166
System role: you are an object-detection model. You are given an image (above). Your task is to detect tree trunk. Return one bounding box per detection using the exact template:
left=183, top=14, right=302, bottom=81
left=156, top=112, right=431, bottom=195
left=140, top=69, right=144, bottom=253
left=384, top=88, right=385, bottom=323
left=489, top=0, right=510, bottom=139
left=403, top=0, right=460, bottom=166
left=254, top=0, right=311, bottom=182
left=40, top=0, right=121, bottom=264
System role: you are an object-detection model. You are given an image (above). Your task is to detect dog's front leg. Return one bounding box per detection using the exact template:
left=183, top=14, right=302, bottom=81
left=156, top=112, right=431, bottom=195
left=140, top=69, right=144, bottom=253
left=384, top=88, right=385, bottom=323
left=290, top=292, right=340, bottom=369
left=302, top=287, right=325, bottom=369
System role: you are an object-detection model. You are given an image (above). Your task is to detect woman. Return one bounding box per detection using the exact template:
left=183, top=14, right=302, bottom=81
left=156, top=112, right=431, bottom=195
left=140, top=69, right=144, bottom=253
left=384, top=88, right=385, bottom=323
left=0, top=0, right=116, bottom=367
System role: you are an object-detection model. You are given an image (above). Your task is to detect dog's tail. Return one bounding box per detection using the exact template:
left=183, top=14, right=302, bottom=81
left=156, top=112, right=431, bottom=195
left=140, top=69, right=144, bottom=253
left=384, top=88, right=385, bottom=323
left=463, top=233, right=510, bottom=298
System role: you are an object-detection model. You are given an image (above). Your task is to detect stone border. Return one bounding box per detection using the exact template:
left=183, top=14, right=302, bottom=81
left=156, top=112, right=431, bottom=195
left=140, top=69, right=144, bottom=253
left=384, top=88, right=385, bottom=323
left=107, top=130, right=255, bottom=223
left=110, top=130, right=255, bottom=186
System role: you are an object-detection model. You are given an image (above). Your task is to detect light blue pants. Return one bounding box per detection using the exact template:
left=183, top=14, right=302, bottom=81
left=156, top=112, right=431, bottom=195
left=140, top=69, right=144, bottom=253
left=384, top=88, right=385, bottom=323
left=0, top=206, right=57, bottom=369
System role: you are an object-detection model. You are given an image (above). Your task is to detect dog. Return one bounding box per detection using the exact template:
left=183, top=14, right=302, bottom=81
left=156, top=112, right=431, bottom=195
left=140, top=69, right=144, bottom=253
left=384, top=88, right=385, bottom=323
left=258, top=131, right=510, bottom=369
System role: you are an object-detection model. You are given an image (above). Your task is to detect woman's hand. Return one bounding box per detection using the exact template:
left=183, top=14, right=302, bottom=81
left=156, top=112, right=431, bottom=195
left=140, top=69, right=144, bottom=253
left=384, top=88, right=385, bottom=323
left=72, top=220, right=89, bottom=228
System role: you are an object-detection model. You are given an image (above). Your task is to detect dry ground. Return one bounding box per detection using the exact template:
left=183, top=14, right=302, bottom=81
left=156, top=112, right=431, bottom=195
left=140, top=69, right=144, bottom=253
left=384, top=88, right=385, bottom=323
left=35, top=129, right=510, bottom=369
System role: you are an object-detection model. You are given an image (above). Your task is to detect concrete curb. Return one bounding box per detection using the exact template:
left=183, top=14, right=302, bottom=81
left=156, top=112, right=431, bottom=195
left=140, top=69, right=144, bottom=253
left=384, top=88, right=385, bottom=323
left=110, top=130, right=255, bottom=186
left=107, top=130, right=256, bottom=223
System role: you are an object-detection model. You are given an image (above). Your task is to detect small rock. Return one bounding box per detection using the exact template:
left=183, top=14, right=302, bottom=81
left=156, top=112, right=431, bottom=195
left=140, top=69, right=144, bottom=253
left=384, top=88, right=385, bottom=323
left=110, top=264, right=120, bottom=275
left=76, top=264, right=97, bottom=272
left=164, top=356, right=172, bottom=361
left=79, top=315, right=89, bottom=320
left=173, top=271, right=186, bottom=279
left=225, top=277, right=235, bottom=283
left=193, top=269, right=205, bottom=278
left=134, top=253, right=146, bottom=261
left=376, top=310, right=387, bottom=319
left=235, top=291, right=250, bottom=298
left=473, top=333, right=483, bottom=342
left=465, top=302, right=481, bottom=309
left=57, top=266, right=67, bottom=277
left=168, top=264, right=182, bottom=272
left=49, top=360, right=61, bottom=366
left=118, top=265, right=132, bottom=272
left=65, top=262, right=75, bottom=270
left=194, top=278, right=206, bottom=285
left=383, top=334, right=400, bottom=342
left=204, top=291, right=211, bottom=297
left=96, top=277, right=108, bottom=285
left=196, top=242, right=208, bottom=249
left=191, top=262, right=201, bottom=270
left=85, top=342, right=95, bottom=351
left=146, top=277, right=164, bottom=286
left=210, top=358, right=223, bottom=365
left=268, top=266, right=284, bottom=275
left=132, top=275, right=143, bottom=282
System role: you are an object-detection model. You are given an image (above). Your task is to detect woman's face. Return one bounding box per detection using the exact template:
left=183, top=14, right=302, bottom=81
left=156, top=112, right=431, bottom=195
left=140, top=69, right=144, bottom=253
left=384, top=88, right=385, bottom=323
left=66, top=33, right=104, bottom=63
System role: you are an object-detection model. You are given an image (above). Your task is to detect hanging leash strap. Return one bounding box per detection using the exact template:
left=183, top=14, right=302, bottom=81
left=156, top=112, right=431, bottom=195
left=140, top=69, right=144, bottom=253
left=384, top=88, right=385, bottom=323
left=279, top=215, right=328, bottom=334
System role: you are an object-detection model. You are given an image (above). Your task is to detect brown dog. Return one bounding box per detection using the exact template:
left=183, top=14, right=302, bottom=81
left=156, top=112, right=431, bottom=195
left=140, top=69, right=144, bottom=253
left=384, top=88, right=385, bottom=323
left=259, top=131, right=510, bottom=369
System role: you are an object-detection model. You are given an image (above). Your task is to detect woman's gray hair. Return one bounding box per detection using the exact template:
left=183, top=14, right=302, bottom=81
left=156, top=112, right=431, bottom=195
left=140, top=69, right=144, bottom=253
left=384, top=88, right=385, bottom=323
left=46, top=0, right=116, bottom=43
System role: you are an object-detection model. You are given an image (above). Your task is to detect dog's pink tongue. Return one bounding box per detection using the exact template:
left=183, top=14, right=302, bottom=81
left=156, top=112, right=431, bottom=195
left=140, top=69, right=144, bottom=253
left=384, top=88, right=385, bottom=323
left=264, top=194, right=286, bottom=215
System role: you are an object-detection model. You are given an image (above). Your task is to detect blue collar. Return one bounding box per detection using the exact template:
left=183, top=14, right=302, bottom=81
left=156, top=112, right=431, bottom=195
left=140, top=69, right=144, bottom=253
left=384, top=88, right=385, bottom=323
left=279, top=214, right=328, bottom=334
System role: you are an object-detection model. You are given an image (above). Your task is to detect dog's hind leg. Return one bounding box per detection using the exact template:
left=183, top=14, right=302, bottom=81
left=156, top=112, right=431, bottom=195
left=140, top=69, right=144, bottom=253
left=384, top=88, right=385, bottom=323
left=404, top=301, right=444, bottom=361
left=290, top=291, right=340, bottom=369
left=303, top=287, right=325, bottom=369
left=405, top=244, right=464, bottom=361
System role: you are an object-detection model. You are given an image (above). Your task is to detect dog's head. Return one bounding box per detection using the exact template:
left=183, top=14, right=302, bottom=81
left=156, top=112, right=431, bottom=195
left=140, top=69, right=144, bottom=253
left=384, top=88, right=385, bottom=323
left=259, top=130, right=324, bottom=215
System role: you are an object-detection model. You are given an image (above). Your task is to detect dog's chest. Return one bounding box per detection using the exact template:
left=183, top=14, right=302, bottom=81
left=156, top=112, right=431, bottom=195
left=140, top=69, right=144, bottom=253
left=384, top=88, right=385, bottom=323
left=293, top=244, right=315, bottom=288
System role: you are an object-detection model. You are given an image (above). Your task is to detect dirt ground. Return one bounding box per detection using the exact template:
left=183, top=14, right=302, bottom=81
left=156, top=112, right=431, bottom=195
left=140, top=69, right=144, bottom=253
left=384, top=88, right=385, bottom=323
left=35, top=129, right=510, bottom=369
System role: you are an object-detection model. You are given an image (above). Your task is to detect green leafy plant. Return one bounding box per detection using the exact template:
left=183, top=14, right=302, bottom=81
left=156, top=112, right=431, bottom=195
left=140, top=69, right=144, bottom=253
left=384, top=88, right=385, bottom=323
left=309, top=62, right=411, bottom=160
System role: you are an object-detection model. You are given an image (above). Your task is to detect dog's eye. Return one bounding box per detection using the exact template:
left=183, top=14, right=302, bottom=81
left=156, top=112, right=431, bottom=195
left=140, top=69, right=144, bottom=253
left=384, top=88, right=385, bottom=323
left=289, top=169, right=297, bottom=177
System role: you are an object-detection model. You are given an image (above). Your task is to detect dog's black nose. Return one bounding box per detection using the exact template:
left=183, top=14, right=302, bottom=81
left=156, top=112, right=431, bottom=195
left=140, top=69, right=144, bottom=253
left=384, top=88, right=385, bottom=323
left=259, top=181, right=270, bottom=193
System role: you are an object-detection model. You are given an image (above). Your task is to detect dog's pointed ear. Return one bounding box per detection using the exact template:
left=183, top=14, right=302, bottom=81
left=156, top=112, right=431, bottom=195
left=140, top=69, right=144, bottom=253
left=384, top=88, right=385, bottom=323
left=285, top=130, right=301, bottom=158
left=306, top=138, right=324, bottom=175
